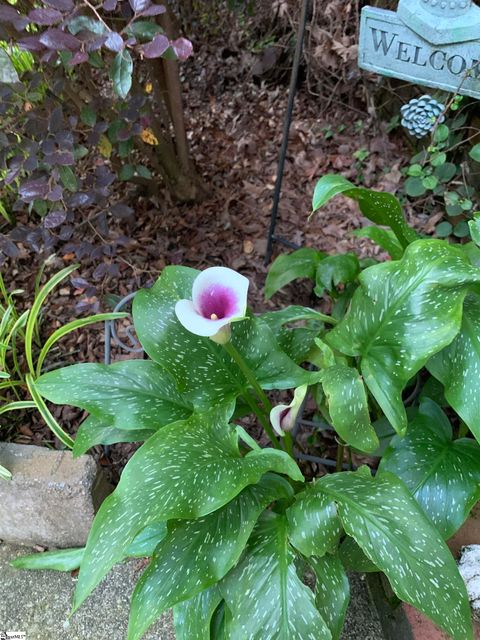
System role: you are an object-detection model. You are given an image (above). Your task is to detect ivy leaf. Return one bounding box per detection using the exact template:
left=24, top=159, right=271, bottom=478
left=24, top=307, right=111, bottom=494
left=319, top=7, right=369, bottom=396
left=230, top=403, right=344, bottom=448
left=220, top=512, right=332, bottom=640
left=133, top=266, right=316, bottom=408
left=110, top=50, right=133, bottom=99
left=127, top=474, right=292, bottom=640
left=141, top=34, right=169, bottom=59
left=36, top=360, right=192, bottom=432
left=379, top=399, right=480, bottom=539
left=318, top=469, right=473, bottom=640
left=265, top=248, right=325, bottom=299
left=428, top=294, right=480, bottom=444
left=312, top=175, right=417, bottom=248
left=173, top=586, right=222, bottom=640
left=326, top=240, right=480, bottom=435
left=352, top=227, right=403, bottom=260
left=320, top=365, right=379, bottom=453
left=73, top=415, right=155, bottom=456
left=73, top=405, right=303, bottom=611
left=308, top=554, right=350, bottom=640
left=287, top=483, right=341, bottom=557
left=469, top=144, right=480, bottom=163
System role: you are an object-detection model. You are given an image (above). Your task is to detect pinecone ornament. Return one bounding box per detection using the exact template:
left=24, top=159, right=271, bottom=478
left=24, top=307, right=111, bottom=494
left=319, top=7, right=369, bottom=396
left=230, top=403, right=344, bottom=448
left=400, top=95, right=446, bottom=138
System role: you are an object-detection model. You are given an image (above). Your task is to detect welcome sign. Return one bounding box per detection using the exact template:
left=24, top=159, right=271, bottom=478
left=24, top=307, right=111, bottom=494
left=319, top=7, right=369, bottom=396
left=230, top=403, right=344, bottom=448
left=359, top=6, right=480, bottom=99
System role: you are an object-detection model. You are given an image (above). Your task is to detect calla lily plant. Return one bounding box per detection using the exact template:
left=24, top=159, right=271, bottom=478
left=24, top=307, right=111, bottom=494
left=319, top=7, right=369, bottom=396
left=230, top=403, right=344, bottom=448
left=14, top=175, right=480, bottom=640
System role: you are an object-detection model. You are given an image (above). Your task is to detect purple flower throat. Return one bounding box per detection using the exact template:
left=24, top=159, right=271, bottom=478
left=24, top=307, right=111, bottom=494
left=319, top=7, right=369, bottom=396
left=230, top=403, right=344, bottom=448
left=198, top=285, right=238, bottom=320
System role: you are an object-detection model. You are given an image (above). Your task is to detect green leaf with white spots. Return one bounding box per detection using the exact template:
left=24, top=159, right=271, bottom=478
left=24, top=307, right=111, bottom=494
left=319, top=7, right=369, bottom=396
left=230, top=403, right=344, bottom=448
left=308, top=554, right=350, bottom=640
left=339, top=536, right=379, bottom=573
left=260, top=305, right=331, bottom=364
left=428, top=294, right=480, bottom=444
left=128, top=474, right=292, bottom=640
left=126, top=522, right=167, bottom=558
left=73, top=415, right=155, bottom=457
left=287, top=484, right=341, bottom=557
left=220, top=512, right=332, bottom=640
left=36, top=361, right=192, bottom=431
left=318, top=469, right=473, bottom=640
left=74, top=405, right=303, bottom=611
left=320, top=365, right=379, bottom=453
left=265, top=248, right=326, bottom=299
left=312, top=175, right=418, bottom=248
left=379, top=399, right=480, bottom=539
left=315, top=253, right=360, bottom=295
left=173, top=586, right=222, bottom=640
left=327, top=240, right=480, bottom=435
left=133, top=266, right=316, bottom=408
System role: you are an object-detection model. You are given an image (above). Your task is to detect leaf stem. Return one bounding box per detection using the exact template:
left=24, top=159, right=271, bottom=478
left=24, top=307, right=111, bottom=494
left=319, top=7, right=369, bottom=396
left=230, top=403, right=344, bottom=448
left=336, top=441, right=345, bottom=473
left=223, top=341, right=273, bottom=412
left=241, top=390, right=282, bottom=450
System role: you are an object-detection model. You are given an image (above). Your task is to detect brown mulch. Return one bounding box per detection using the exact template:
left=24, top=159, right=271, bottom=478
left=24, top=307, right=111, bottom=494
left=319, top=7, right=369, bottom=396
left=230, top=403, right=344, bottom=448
left=2, top=39, right=412, bottom=482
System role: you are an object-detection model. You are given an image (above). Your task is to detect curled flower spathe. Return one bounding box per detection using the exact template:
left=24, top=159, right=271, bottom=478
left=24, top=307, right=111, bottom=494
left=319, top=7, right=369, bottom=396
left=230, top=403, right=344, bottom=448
left=175, top=266, right=249, bottom=344
left=270, top=385, right=308, bottom=436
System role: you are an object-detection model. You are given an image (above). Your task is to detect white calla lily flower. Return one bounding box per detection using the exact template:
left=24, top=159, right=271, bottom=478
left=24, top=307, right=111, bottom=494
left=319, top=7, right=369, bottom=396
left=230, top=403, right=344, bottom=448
left=175, top=266, right=249, bottom=343
left=270, top=385, right=308, bottom=436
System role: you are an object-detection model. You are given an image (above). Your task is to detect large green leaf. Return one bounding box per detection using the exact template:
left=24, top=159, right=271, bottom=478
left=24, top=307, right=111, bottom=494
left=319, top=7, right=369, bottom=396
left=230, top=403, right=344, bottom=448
left=265, top=248, right=325, bottom=299
left=220, top=512, right=332, bottom=640
left=315, top=253, right=360, bottom=295
left=128, top=474, right=292, bottom=640
left=352, top=226, right=404, bottom=260
left=428, top=294, right=480, bottom=444
left=287, top=484, right=341, bottom=557
left=320, top=365, right=379, bottom=453
left=110, top=49, right=133, bottom=98
left=260, top=305, right=331, bottom=364
left=73, top=415, right=155, bottom=457
left=73, top=405, right=302, bottom=611
left=379, top=399, right=480, bottom=539
left=173, top=586, right=222, bottom=640
left=308, top=554, right=350, bottom=640
left=339, top=536, right=379, bottom=573
left=318, top=469, right=473, bottom=640
left=37, top=361, right=192, bottom=431
left=327, top=240, right=480, bottom=434
left=133, top=266, right=316, bottom=408
left=312, top=175, right=417, bottom=248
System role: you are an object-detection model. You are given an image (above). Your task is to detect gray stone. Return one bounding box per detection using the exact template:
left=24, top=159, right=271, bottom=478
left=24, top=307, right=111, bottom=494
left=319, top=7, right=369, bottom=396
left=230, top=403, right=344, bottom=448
left=359, top=7, right=480, bottom=99
left=0, top=543, right=174, bottom=640
left=0, top=444, right=111, bottom=548
left=459, top=544, right=480, bottom=623
left=0, top=543, right=383, bottom=640
left=398, top=0, right=480, bottom=46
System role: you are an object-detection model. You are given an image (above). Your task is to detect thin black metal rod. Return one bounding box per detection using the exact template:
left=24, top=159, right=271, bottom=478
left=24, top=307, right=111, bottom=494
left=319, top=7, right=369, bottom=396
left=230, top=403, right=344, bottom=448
left=265, top=0, right=310, bottom=264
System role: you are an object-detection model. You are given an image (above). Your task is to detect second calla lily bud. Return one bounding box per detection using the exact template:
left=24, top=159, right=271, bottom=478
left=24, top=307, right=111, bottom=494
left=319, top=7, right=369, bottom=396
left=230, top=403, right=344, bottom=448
left=175, top=266, right=249, bottom=343
left=270, top=385, right=308, bottom=437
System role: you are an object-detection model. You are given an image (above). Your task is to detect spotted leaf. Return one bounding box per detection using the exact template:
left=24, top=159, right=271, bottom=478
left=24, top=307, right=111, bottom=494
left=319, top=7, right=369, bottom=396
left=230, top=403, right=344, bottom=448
left=128, top=474, right=292, bottom=640
left=318, top=469, right=473, bottom=640
left=220, top=512, right=332, bottom=640
left=428, top=294, right=480, bottom=444
left=320, top=365, right=379, bottom=453
left=286, top=484, right=341, bottom=557
left=74, top=405, right=303, bottom=611
left=308, top=554, right=350, bottom=640
left=327, top=240, right=480, bottom=434
left=72, top=415, right=155, bottom=457
left=265, top=248, right=326, bottom=299
left=133, top=266, right=316, bottom=408
left=379, top=399, right=480, bottom=539
left=173, top=586, right=222, bottom=640
left=36, top=360, right=192, bottom=432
